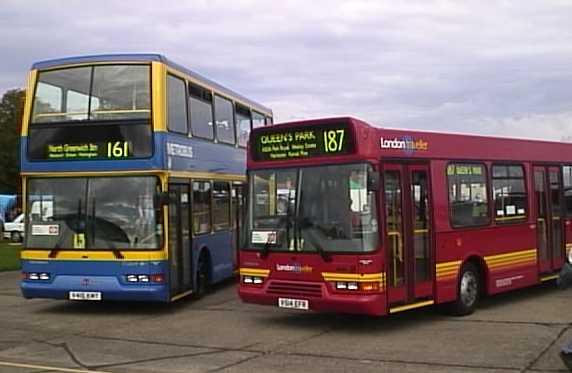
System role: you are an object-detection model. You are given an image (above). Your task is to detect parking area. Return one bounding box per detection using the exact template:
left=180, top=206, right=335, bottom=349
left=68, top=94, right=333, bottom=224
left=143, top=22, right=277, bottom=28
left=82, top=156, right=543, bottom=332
left=0, top=270, right=570, bottom=373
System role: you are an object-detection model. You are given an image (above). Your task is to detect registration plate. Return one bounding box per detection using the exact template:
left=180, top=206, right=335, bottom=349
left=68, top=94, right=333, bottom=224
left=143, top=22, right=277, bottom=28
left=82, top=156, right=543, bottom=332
left=69, top=291, right=102, bottom=301
left=278, top=297, right=309, bottom=310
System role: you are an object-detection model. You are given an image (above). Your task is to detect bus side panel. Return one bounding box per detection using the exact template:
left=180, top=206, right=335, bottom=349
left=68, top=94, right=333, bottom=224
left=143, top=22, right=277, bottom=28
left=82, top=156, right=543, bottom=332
left=431, top=160, right=458, bottom=304
left=432, top=160, right=538, bottom=304
left=193, top=232, right=234, bottom=285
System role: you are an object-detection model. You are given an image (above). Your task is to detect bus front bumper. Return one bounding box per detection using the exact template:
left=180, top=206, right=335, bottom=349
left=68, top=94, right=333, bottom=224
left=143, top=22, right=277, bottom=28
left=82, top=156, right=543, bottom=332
left=21, top=275, right=169, bottom=302
left=239, top=283, right=386, bottom=316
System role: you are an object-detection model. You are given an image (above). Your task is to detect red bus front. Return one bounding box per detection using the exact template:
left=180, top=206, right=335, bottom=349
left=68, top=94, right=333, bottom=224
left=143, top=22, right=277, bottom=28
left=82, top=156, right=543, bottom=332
left=238, top=118, right=387, bottom=315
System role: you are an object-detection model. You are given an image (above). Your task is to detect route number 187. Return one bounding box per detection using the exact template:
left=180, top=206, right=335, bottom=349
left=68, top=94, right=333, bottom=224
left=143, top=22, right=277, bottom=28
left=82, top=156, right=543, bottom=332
left=323, top=130, right=345, bottom=153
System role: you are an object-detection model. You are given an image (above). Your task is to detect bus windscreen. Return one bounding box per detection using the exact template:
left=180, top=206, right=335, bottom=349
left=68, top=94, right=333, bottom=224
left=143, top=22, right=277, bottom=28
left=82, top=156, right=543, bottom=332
left=28, top=64, right=152, bottom=161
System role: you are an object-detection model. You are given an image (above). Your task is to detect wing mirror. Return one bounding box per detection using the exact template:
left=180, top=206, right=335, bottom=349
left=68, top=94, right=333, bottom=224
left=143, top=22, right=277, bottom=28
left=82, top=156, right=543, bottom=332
left=367, top=171, right=380, bottom=191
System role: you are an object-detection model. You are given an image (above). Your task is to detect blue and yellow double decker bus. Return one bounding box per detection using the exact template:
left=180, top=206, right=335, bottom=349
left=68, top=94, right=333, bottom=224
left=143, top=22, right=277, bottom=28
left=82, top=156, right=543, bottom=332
left=20, top=54, right=273, bottom=302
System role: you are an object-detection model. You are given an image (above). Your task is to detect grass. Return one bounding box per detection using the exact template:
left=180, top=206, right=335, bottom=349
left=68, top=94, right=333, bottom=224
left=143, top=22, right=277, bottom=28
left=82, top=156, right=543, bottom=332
left=0, top=241, right=21, bottom=272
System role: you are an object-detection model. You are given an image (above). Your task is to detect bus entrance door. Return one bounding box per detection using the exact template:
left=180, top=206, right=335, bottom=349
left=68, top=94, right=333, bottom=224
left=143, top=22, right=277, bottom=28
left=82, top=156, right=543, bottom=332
left=383, top=163, right=434, bottom=311
left=231, top=183, right=246, bottom=269
left=168, top=183, right=193, bottom=298
left=534, top=166, right=565, bottom=274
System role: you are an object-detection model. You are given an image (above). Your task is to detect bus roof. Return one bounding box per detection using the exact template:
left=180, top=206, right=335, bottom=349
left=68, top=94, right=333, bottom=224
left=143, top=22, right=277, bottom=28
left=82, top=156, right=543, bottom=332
left=31, top=53, right=272, bottom=114
left=249, top=116, right=572, bottom=165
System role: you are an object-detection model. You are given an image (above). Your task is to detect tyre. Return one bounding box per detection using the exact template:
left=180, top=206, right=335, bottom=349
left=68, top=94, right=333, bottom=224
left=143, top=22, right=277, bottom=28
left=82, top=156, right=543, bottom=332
left=451, top=262, right=480, bottom=316
left=10, top=231, right=21, bottom=243
left=195, top=253, right=210, bottom=298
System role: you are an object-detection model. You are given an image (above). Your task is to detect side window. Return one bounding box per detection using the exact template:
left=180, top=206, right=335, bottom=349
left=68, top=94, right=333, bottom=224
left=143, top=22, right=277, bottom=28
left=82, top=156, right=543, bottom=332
left=213, top=182, right=230, bottom=231
left=214, top=95, right=235, bottom=144
left=492, top=165, right=527, bottom=223
left=167, top=74, right=188, bottom=134
left=189, top=83, right=214, bottom=140
left=235, top=104, right=251, bottom=147
left=265, top=116, right=273, bottom=125
left=192, top=181, right=211, bottom=235
left=252, top=111, right=265, bottom=129
left=563, top=166, right=572, bottom=216
left=447, top=163, right=489, bottom=227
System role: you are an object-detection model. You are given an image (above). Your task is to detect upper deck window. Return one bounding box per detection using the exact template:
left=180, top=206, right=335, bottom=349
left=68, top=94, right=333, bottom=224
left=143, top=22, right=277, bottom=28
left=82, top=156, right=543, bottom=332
left=31, top=65, right=150, bottom=124
left=214, top=95, right=235, bottom=145
left=167, top=74, right=188, bottom=134
left=235, top=104, right=251, bottom=148
left=189, top=83, right=214, bottom=140
left=252, top=111, right=265, bottom=129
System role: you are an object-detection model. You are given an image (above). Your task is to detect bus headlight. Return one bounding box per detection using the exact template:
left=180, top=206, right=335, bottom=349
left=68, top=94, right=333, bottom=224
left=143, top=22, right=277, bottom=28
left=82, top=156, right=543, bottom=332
left=23, top=272, right=51, bottom=281
left=335, top=281, right=380, bottom=292
left=242, top=276, right=264, bottom=285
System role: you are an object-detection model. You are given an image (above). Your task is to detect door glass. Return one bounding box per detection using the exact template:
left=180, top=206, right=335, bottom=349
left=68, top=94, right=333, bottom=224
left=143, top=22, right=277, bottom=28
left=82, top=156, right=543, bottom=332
left=535, top=170, right=548, bottom=261
left=412, top=171, right=430, bottom=282
left=384, top=171, right=404, bottom=287
left=180, top=187, right=192, bottom=289
left=168, top=187, right=180, bottom=293
left=549, top=170, right=563, bottom=261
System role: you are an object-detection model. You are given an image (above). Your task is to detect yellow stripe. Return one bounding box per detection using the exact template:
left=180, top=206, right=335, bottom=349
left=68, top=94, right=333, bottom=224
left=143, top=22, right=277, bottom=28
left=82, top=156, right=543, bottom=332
left=168, top=171, right=246, bottom=182
left=151, top=61, right=167, bottom=132
left=437, top=275, right=457, bottom=281
left=0, top=360, right=114, bottom=373
left=322, top=272, right=384, bottom=282
left=20, top=70, right=37, bottom=136
left=436, top=260, right=461, bottom=269
left=170, top=289, right=194, bottom=301
left=540, top=274, right=559, bottom=282
left=494, top=215, right=526, bottom=221
left=239, top=268, right=270, bottom=277
left=488, top=259, right=537, bottom=271
left=390, top=300, right=434, bottom=313
left=484, top=249, right=537, bottom=262
left=22, top=170, right=164, bottom=177
left=21, top=250, right=167, bottom=261
left=436, top=269, right=458, bottom=277
left=486, top=253, right=537, bottom=266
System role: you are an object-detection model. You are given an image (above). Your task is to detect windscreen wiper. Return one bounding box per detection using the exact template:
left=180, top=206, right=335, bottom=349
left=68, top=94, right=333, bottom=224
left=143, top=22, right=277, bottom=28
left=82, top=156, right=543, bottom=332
left=299, top=219, right=331, bottom=262
left=91, top=198, right=124, bottom=259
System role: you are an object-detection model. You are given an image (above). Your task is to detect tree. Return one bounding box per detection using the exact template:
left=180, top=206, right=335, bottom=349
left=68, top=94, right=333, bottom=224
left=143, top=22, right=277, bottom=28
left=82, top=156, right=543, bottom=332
left=0, top=89, right=25, bottom=194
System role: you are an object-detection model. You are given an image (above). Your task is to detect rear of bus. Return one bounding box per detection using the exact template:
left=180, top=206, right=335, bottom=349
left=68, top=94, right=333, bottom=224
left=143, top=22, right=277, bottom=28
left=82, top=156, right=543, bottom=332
left=20, top=55, right=169, bottom=301
left=238, top=118, right=386, bottom=315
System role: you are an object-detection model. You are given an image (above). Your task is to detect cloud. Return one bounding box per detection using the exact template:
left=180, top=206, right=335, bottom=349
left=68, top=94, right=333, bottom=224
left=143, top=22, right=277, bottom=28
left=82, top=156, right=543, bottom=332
left=1, top=0, right=572, bottom=140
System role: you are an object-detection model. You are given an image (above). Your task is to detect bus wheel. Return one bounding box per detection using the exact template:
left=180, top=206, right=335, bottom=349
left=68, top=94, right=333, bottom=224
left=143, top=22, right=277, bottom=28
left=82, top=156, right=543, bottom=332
left=196, top=253, right=210, bottom=298
left=452, top=262, right=480, bottom=316
left=11, top=231, right=21, bottom=243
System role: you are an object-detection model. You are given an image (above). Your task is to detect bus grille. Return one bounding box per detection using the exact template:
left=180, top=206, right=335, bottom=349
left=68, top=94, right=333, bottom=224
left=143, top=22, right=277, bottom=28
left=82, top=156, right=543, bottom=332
left=267, top=281, right=323, bottom=298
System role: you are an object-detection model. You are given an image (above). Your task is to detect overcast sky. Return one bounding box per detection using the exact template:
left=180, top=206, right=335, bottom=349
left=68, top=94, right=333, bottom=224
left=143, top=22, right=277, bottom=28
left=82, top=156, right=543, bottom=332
left=2, top=0, right=572, bottom=140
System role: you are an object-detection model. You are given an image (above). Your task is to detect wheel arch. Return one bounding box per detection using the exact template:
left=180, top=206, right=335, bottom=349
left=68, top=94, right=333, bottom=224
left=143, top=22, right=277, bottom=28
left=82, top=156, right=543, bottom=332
left=461, top=255, right=489, bottom=296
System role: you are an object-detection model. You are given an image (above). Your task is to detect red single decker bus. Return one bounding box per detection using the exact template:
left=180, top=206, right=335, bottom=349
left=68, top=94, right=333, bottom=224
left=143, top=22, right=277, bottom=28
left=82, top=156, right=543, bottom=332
left=238, top=117, right=572, bottom=316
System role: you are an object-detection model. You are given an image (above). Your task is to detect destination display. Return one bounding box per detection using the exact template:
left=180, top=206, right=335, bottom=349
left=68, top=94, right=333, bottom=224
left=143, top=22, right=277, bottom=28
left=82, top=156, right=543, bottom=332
left=251, top=122, right=354, bottom=161
left=47, top=141, right=131, bottom=160
left=27, top=122, right=153, bottom=161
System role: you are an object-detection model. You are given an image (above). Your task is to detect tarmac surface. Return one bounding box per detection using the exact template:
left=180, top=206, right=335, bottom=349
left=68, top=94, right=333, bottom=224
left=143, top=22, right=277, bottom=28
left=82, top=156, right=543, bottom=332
left=0, top=270, right=570, bottom=373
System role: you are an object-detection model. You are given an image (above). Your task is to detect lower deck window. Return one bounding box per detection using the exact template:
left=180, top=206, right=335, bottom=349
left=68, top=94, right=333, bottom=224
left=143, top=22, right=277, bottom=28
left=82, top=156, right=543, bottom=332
left=447, top=163, right=489, bottom=227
